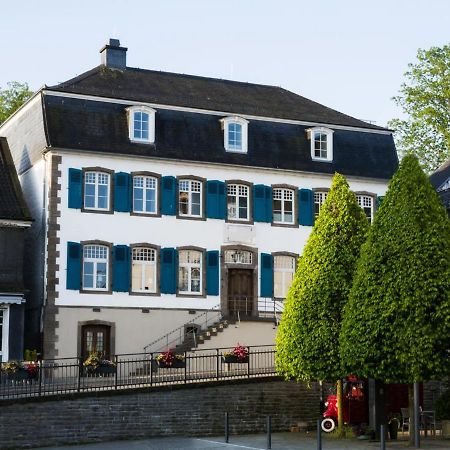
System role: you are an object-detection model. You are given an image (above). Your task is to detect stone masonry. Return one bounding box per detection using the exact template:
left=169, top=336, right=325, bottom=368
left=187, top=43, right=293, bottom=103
left=0, top=378, right=319, bottom=449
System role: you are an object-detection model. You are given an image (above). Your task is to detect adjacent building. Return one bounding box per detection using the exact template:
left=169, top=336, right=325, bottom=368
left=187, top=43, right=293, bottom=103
left=0, top=39, right=398, bottom=360
left=430, top=159, right=450, bottom=215
left=0, top=137, right=33, bottom=362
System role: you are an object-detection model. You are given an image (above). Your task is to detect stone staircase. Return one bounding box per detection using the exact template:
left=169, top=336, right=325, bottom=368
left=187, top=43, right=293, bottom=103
left=172, top=318, right=234, bottom=353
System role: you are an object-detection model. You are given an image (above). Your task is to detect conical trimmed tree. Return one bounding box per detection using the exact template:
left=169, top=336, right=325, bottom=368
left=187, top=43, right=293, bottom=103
left=276, top=173, right=369, bottom=432
left=340, top=154, right=450, bottom=383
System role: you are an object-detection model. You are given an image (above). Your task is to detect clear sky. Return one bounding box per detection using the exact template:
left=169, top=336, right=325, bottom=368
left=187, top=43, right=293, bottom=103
left=1, top=0, right=449, bottom=127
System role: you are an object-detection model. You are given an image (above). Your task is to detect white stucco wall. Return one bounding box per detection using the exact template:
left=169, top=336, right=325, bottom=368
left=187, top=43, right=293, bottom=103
left=54, top=150, right=388, bottom=309
left=49, top=150, right=389, bottom=358
left=56, top=307, right=203, bottom=356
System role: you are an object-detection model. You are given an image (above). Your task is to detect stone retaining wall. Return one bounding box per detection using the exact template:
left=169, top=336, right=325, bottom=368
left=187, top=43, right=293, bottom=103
left=0, top=378, right=320, bottom=449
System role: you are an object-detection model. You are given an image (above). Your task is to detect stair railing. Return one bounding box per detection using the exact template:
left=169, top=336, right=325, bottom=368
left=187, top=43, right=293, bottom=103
left=143, top=303, right=222, bottom=353
left=257, top=297, right=284, bottom=324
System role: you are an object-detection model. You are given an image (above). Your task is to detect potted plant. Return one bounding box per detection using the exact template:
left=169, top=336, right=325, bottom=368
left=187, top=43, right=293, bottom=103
left=83, top=351, right=116, bottom=376
left=435, top=385, right=450, bottom=438
left=222, top=343, right=249, bottom=363
left=155, top=350, right=185, bottom=368
left=1, top=360, right=39, bottom=381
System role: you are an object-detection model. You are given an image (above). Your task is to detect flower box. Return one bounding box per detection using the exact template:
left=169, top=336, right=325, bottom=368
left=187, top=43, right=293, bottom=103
left=7, top=368, right=34, bottom=381
left=155, top=350, right=185, bottom=369
left=222, top=355, right=249, bottom=364
left=84, top=365, right=116, bottom=376
left=157, top=359, right=186, bottom=369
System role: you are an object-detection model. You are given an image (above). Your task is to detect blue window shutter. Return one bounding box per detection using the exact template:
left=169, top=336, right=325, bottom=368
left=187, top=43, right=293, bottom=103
left=161, top=248, right=177, bottom=294
left=217, top=181, right=226, bottom=219
left=298, top=189, right=314, bottom=226
left=254, top=185, right=272, bottom=222
left=114, top=172, right=131, bottom=212
left=260, top=253, right=273, bottom=298
left=112, top=245, right=130, bottom=292
left=66, top=242, right=81, bottom=290
left=265, top=185, right=273, bottom=222
left=206, top=250, right=220, bottom=295
left=161, top=176, right=177, bottom=216
left=254, top=185, right=266, bottom=222
left=68, top=168, right=82, bottom=209
left=206, top=181, right=226, bottom=219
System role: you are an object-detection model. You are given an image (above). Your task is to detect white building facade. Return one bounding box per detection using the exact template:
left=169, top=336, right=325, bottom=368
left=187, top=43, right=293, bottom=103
left=0, top=40, right=398, bottom=360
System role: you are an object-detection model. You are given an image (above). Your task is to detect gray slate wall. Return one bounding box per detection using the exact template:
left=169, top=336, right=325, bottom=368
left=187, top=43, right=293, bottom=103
left=0, top=379, right=319, bottom=449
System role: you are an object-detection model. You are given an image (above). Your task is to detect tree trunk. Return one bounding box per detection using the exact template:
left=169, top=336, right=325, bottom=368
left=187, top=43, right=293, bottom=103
left=337, top=379, right=344, bottom=436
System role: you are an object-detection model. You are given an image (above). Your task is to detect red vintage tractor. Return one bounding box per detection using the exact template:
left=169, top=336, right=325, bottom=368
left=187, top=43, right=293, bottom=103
left=321, top=377, right=366, bottom=432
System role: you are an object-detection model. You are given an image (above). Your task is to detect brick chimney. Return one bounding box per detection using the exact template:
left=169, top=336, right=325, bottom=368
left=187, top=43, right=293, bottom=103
left=99, top=39, right=127, bottom=69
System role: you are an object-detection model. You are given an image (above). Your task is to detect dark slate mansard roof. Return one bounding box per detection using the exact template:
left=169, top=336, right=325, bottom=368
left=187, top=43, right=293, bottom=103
left=0, top=137, right=32, bottom=222
left=44, top=66, right=398, bottom=180
left=430, top=159, right=450, bottom=213
left=430, top=159, right=450, bottom=190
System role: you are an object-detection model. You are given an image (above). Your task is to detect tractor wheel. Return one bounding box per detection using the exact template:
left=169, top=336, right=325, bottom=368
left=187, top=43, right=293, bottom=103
left=321, top=418, right=336, bottom=433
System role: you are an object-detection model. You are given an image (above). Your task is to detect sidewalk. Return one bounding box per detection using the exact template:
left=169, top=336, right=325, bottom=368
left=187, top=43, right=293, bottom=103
left=34, top=432, right=450, bottom=450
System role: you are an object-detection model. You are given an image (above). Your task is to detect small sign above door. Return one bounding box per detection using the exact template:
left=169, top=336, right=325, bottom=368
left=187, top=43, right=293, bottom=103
left=224, top=224, right=255, bottom=244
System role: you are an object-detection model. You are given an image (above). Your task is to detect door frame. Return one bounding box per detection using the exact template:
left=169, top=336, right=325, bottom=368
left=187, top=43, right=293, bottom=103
left=220, top=244, right=258, bottom=317
left=77, top=320, right=116, bottom=359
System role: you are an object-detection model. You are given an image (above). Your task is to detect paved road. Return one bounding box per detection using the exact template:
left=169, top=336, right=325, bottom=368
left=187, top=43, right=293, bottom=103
left=34, top=433, right=450, bottom=450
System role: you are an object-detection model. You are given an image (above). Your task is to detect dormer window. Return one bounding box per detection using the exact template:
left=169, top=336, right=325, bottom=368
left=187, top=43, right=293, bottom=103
left=221, top=116, right=248, bottom=153
left=127, top=106, right=156, bottom=144
left=307, top=127, right=334, bottom=162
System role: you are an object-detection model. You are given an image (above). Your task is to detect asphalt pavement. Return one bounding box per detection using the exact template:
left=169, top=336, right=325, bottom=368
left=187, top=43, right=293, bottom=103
left=33, top=432, right=450, bottom=450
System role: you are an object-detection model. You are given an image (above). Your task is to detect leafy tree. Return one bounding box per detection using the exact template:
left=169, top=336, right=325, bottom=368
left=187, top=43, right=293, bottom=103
left=276, top=173, right=369, bottom=432
left=0, top=81, right=33, bottom=124
left=340, top=155, right=450, bottom=441
left=388, top=44, right=450, bottom=173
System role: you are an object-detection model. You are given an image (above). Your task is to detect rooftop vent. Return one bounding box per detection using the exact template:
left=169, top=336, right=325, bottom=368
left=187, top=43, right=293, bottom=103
left=99, top=38, right=127, bottom=69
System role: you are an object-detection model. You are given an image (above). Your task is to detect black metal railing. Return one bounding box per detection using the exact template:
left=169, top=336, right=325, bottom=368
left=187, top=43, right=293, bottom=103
left=227, top=296, right=284, bottom=321
left=0, top=345, right=276, bottom=401
left=143, top=304, right=222, bottom=353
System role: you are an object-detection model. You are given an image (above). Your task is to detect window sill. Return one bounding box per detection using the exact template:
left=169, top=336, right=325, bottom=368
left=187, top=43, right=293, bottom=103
left=130, top=211, right=161, bottom=218
left=311, top=157, right=333, bottom=163
left=79, top=289, right=113, bottom=295
left=176, top=292, right=206, bottom=299
left=177, top=215, right=206, bottom=221
left=129, top=138, right=155, bottom=145
left=272, top=221, right=298, bottom=229
left=81, top=208, right=113, bottom=215
left=129, top=291, right=160, bottom=297
left=225, top=148, right=247, bottom=154
left=226, top=218, right=254, bottom=225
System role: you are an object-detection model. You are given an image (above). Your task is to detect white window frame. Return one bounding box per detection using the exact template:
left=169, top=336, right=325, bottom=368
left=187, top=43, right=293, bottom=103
left=132, top=175, right=158, bottom=214
left=126, top=106, right=156, bottom=144
left=273, top=188, right=295, bottom=224
left=273, top=255, right=296, bottom=299
left=356, top=194, right=374, bottom=223
left=314, top=191, right=328, bottom=218
left=220, top=116, right=249, bottom=153
left=84, top=171, right=111, bottom=211
left=0, top=307, right=9, bottom=362
left=224, top=250, right=253, bottom=265
left=308, top=127, right=334, bottom=162
left=178, top=179, right=203, bottom=218
left=82, top=245, right=109, bottom=291
left=178, top=250, right=203, bottom=295
left=438, top=178, right=450, bottom=192
left=227, top=184, right=250, bottom=221
left=131, top=247, right=157, bottom=293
